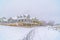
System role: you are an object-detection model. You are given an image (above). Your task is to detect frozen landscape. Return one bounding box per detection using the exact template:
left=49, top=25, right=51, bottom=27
left=0, top=0, right=60, bottom=40
left=0, top=25, right=60, bottom=40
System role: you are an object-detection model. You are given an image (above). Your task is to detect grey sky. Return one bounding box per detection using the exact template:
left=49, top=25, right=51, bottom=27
left=0, top=0, right=60, bottom=24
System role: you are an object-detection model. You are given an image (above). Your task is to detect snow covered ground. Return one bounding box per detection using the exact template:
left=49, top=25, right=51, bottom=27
left=0, top=25, right=60, bottom=40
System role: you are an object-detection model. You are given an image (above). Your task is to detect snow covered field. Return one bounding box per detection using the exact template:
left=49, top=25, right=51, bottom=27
left=0, top=25, right=60, bottom=40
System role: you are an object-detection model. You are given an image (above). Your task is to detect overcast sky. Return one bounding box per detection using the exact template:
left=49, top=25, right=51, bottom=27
left=0, top=0, right=60, bottom=24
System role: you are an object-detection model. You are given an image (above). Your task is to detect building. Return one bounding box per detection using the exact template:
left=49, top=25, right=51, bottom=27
left=0, top=17, right=7, bottom=22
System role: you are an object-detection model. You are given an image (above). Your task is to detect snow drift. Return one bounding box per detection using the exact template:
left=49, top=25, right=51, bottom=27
left=0, top=25, right=60, bottom=40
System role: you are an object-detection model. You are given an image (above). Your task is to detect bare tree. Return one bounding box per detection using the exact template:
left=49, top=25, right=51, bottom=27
left=47, top=21, right=55, bottom=26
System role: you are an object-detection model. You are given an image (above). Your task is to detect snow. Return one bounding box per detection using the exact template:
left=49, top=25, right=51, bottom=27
left=0, top=25, right=32, bottom=40
left=23, top=27, right=60, bottom=40
left=0, top=25, right=60, bottom=40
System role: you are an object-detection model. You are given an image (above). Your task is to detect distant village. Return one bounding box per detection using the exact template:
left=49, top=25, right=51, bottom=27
left=0, top=14, right=55, bottom=27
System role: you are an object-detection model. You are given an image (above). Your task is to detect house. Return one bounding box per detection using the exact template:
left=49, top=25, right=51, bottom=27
left=0, top=17, right=7, bottom=22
